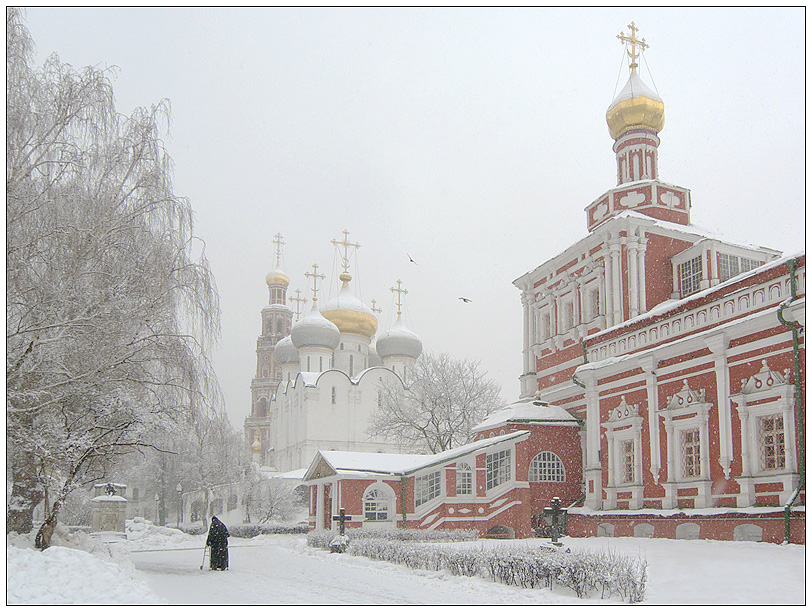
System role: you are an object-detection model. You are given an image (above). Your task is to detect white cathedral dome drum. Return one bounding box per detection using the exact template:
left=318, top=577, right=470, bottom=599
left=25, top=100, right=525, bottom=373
left=321, top=273, right=378, bottom=339
left=290, top=305, right=340, bottom=350
left=273, top=335, right=299, bottom=365
left=376, top=317, right=423, bottom=361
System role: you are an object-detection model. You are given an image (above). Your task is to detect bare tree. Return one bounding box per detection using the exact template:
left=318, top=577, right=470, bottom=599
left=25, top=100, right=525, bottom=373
left=6, top=9, right=220, bottom=546
left=369, top=352, right=503, bottom=453
left=242, top=466, right=302, bottom=525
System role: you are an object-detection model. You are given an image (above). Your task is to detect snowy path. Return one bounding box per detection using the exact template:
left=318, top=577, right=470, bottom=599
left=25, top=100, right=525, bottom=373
left=126, top=534, right=806, bottom=605
left=129, top=534, right=587, bottom=605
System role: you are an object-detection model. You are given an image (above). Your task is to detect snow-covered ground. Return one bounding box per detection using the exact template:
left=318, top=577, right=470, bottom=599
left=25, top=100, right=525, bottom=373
left=7, top=521, right=806, bottom=605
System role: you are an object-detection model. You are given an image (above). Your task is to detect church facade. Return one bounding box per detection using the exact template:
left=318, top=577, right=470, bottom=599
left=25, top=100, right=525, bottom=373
left=513, top=24, right=804, bottom=543
left=303, top=24, right=804, bottom=544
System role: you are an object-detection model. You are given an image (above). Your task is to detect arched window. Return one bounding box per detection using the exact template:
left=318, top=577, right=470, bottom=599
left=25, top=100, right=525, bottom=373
left=529, top=451, right=566, bottom=482
left=364, top=488, right=390, bottom=522
left=256, top=397, right=268, bottom=417
left=456, top=462, right=473, bottom=495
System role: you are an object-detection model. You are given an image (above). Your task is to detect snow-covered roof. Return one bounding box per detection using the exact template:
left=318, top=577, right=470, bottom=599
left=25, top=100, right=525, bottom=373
left=472, top=398, right=580, bottom=432
left=304, top=431, right=529, bottom=480
left=608, top=69, right=662, bottom=108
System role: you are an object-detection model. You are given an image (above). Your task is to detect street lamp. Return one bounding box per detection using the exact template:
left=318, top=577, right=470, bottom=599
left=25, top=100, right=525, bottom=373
left=176, top=483, right=183, bottom=528
left=154, top=493, right=160, bottom=525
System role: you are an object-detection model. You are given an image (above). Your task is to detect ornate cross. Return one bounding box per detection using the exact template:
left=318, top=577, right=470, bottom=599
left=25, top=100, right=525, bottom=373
left=370, top=299, right=382, bottom=315
left=390, top=279, right=408, bottom=316
left=332, top=507, right=352, bottom=536
left=272, top=232, right=285, bottom=267
left=617, top=21, right=648, bottom=74
left=331, top=229, right=361, bottom=275
left=542, top=497, right=567, bottom=546
left=304, top=263, right=325, bottom=305
left=290, top=289, right=307, bottom=321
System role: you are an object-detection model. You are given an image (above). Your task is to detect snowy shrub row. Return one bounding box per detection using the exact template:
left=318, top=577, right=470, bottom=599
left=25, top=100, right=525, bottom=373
left=306, top=527, right=478, bottom=549
left=227, top=524, right=308, bottom=538
left=345, top=540, right=647, bottom=603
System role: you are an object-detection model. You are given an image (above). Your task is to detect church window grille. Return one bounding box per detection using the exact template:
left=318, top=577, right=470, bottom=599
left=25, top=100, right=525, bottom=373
left=529, top=451, right=566, bottom=482
left=349, top=355, right=354, bottom=377
left=680, top=256, right=703, bottom=297
left=319, top=356, right=323, bottom=371
left=377, top=390, right=382, bottom=409
left=759, top=414, right=785, bottom=471
left=331, top=387, right=336, bottom=405
left=560, top=298, right=574, bottom=331
left=590, top=287, right=601, bottom=320
left=720, top=254, right=762, bottom=282
left=306, top=356, right=311, bottom=371
left=486, top=448, right=511, bottom=490
left=681, top=428, right=701, bottom=478
left=621, top=440, right=635, bottom=484
left=456, top=462, right=473, bottom=495
left=364, top=488, right=390, bottom=521
left=415, top=471, right=441, bottom=507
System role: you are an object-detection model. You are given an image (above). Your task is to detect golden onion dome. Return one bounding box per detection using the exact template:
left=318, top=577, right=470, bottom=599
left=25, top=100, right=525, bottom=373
left=321, top=273, right=378, bottom=339
left=266, top=267, right=290, bottom=288
left=606, top=70, right=664, bottom=140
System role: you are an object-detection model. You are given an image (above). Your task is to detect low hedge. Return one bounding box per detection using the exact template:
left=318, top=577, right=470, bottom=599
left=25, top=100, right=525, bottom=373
left=307, top=527, right=479, bottom=549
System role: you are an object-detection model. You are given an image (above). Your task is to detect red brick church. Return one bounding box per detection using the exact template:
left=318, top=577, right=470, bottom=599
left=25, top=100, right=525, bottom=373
left=304, top=24, right=804, bottom=544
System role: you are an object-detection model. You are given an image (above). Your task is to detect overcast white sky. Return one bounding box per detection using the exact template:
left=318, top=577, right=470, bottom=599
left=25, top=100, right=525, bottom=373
left=22, top=7, right=805, bottom=429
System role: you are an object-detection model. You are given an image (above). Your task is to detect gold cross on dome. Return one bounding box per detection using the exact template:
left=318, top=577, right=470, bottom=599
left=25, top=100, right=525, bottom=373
left=331, top=229, right=361, bottom=275
left=370, top=299, right=382, bottom=315
left=617, top=21, right=649, bottom=74
left=290, top=289, right=307, bottom=320
left=304, top=263, right=325, bottom=305
left=390, top=279, right=408, bottom=316
left=272, top=232, right=285, bottom=268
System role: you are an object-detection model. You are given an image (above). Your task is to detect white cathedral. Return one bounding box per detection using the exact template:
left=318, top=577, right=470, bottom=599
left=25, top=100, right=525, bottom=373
left=244, top=232, right=423, bottom=472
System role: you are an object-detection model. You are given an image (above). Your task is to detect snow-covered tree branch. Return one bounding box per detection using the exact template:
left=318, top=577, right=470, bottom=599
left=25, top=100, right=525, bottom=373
left=6, top=8, right=221, bottom=546
left=369, top=352, right=503, bottom=453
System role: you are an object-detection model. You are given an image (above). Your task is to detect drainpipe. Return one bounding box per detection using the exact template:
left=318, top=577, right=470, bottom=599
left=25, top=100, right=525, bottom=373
left=777, top=257, right=804, bottom=543
left=400, top=475, right=407, bottom=528
left=572, top=339, right=588, bottom=389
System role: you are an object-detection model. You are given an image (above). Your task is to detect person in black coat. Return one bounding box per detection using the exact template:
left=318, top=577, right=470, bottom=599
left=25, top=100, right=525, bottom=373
left=206, top=516, right=229, bottom=570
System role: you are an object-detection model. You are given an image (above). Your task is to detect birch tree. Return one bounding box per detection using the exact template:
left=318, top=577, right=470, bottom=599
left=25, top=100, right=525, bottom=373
left=369, top=352, right=503, bottom=453
left=6, top=8, right=221, bottom=546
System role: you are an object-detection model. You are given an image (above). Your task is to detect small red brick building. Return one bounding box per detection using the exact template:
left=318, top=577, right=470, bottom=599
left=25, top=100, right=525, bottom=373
left=304, top=398, right=583, bottom=539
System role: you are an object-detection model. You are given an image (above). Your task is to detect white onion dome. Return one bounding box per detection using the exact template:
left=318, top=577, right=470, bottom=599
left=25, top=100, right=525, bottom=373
left=290, top=304, right=340, bottom=350
left=376, top=316, right=422, bottom=360
left=606, top=70, right=665, bottom=140
left=273, top=335, right=299, bottom=365
left=266, top=266, right=290, bottom=289
left=321, top=273, right=378, bottom=339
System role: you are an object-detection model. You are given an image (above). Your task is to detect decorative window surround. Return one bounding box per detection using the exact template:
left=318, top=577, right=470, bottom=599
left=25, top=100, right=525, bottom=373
left=601, top=396, right=644, bottom=510
left=363, top=485, right=394, bottom=525
left=730, top=361, right=798, bottom=506
left=660, top=380, right=712, bottom=509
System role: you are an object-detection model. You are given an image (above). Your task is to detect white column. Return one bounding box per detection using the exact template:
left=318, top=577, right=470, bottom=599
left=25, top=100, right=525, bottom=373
left=637, top=234, right=647, bottom=313
left=603, top=250, right=615, bottom=328
left=628, top=237, right=640, bottom=318
left=521, top=289, right=531, bottom=374
left=583, top=375, right=602, bottom=510
left=705, top=333, right=732, bottom=478
left=610, top=240, right=623, bottom=324
left=639, top=355, right=661, bottom=483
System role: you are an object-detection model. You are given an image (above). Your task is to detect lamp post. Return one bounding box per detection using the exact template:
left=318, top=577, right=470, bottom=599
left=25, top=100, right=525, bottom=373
left=176, top=483, right=183, bottom=528
left=154, top=493, right=160, bottom=525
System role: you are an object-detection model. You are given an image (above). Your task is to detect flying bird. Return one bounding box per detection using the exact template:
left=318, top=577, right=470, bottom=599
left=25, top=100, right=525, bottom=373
left=459, top=297, right=472, bottom=303
left=408, top=253, right=418, bottom=265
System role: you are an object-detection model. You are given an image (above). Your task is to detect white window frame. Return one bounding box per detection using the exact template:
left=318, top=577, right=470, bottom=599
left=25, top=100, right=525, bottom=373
left=485, top=448, right=512, bottom=491
left=660, top=381, right=712, bottom=509
left=528, top=451, right=566, bottom=483
left=601, top=396, right=644, bottom=510
left=455, top=462, right=473, bottom=496
left=731, top=362, right=798, bottom=506
left=415, top=470, right=442, bottom=507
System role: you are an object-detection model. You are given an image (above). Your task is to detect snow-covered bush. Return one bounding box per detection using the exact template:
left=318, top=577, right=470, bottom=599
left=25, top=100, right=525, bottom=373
left=227, top=524, right=307, bottom=538
left=307, top=527, right=478, bottom=548
left=342, top=540, right=647, bottom=603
